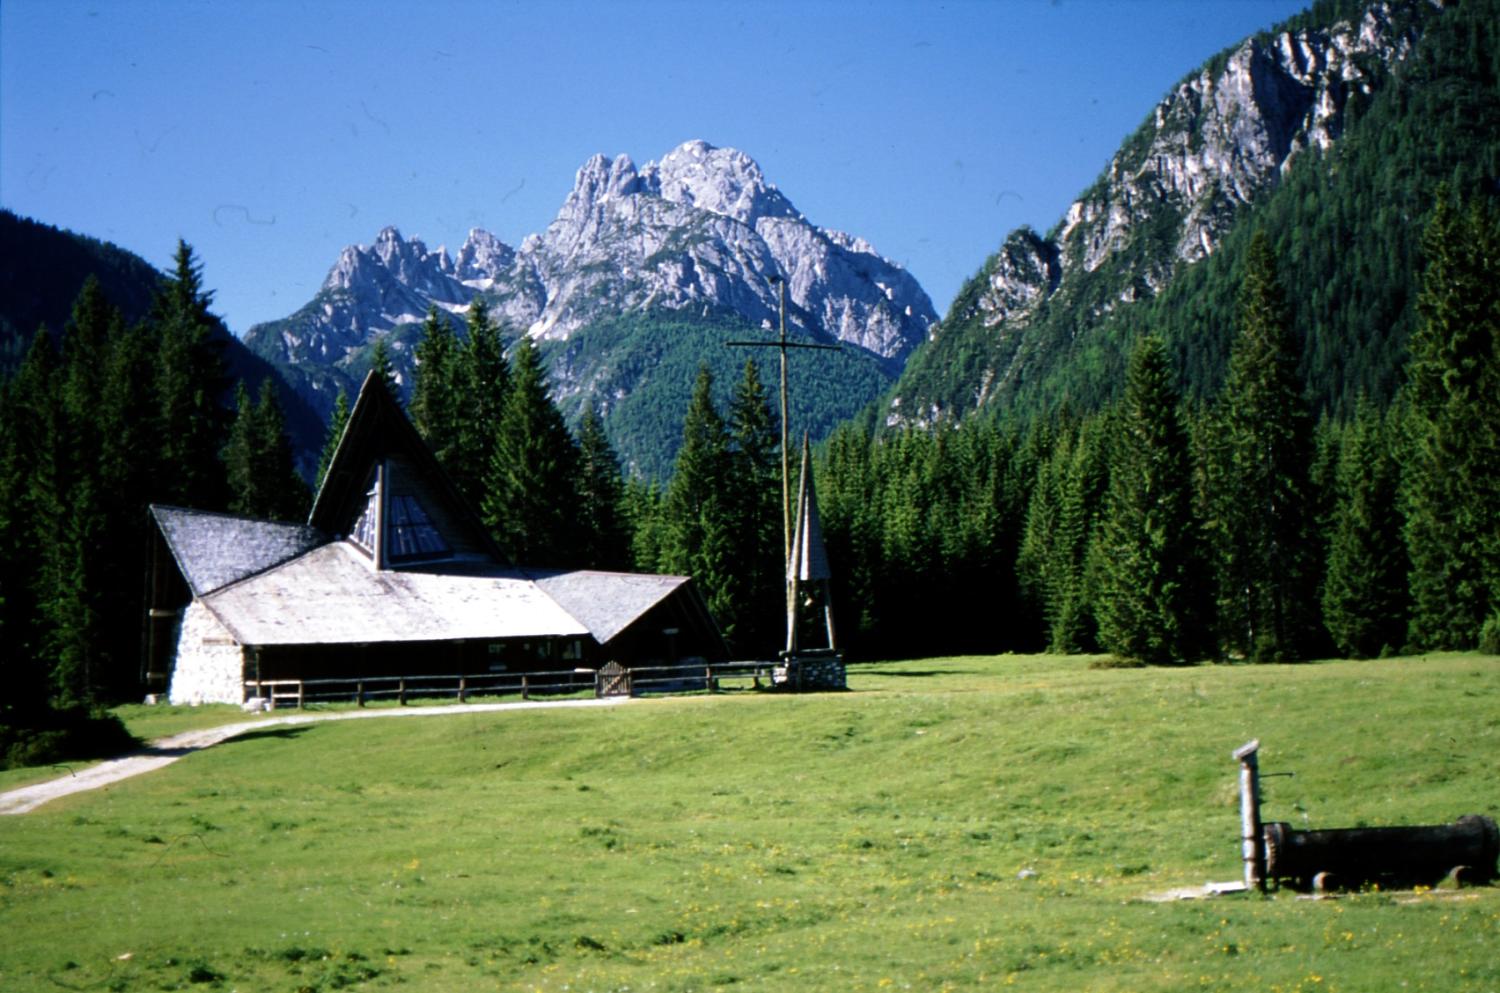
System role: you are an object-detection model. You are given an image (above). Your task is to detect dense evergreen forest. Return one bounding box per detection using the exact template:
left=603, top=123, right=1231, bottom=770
left=0, top=245, right=313, bottom=766
left=1, top=188, right=1496, bottom=768
left=813, top=197, right=1498, bottom=663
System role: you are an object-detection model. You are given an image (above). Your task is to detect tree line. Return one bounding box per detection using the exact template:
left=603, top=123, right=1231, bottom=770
left=813, top=194, right=1498, bottom=663
left=2, top=189, right=1494, bottom=765
left=0, top=243, right=310, bottom=764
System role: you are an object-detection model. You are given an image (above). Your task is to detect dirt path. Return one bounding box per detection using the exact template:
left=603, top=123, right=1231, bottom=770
left=0, top=696, right=630, bottom=816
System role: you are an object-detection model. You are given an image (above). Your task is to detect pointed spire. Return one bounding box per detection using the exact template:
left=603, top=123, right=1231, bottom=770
left=788, top=433, right=830, bottom=583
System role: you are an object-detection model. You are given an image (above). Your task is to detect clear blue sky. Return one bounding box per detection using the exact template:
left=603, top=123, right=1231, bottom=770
left=2, top=0, right=1309, bottom=336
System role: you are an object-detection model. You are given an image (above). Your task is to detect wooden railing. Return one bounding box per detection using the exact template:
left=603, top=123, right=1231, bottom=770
left=243, top=661, right=780, bottom=710
left=244, top=669, right=594, bottom=710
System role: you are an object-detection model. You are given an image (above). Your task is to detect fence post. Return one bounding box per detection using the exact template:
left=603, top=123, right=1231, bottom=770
left=297, top=681, right=305, bottom=710
left=399, top=678, right=406, bottom=706
left=521, top=675, right=530, bottom=700
left=706, top=665, right=715, bottom=693
left=458, top=675, right=467, bottom=703
left=356, top=681, right=365, bottom=708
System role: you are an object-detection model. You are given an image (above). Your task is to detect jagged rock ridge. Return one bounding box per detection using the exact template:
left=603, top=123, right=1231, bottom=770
left=247, top=140, right=936, bottom=398
left=889, top=0, right=1430, bottom=427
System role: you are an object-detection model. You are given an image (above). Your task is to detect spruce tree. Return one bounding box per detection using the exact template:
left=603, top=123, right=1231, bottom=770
left=228, top=380, right=309, bottom=521
left=315, top=388, right=351, bottom=493
left=368, top=336, right=399, bottom=397
left=662, top=365, right=737, bottom=639
left=410, top=305, right=461, bottom=470
left=1322, top=400, right=1409, bottom=657
left=224, top=382, right=257, bottom=515
left=725, top=360, right=782, bottom=655
left=817, top=423, right=880, bottom=645
left=1094, top=335, right=1209, bottom=664
left=1017, top=417, right=1106, bottom=653
left=453, top=298, right=510, bottom=506
left=2, top=329, right=60, bottom=709
left=1211, top=233, right=1321, bottom=661
left=481, top=337, right=580, bottom=567
left=151, top=241, right=229, bottom=510
left=1402, top=191, right=1500, bottom=648
left=574, top=405, right=630, bottom=571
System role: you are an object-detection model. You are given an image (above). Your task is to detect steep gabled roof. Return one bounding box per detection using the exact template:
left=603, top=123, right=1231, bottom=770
left=149, top=505, right=329, bottom=596
left=308, top=371, right=501, bottom=562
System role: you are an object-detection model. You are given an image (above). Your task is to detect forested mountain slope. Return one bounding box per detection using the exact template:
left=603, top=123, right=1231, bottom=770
left=0, top=212, right=326, bottom=469
left=889, top=0, right=1498, bottom=426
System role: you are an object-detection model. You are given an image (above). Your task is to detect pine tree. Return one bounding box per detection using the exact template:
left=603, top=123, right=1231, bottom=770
left=453, top=298, right=510, bottom=506
left=227, top=380, right=309, bottom=521
left=1322, top=400, right=1410, bottom=657
left=1211, top=233, right=1321, bottom=661
left=574, top=405, right=630, bottom=571
left=1017, top=417, right=1107, bottom=653
left=724, top=360, right=782, bottom=655
left=817, top=423, right=880, bottom=645
left=1, top=329, right=60, bottom=710
left=624, top=477, right=669, bottom=573
left=661, top=365, right=737, bottom=639
left=224, top=382, right=258, bottom=515
left=1402, top=191, right=1500, bottom=648
left=1094, top=335, right=1209, bottom=664
left=94, top=314, right=161, bottom=697
left=151, top=241, right=229, bottom=510
left=481, top=337, right=580, bottom=567
left=410, top=305, right=461, bottom=471
left=368, top=336, right=399, bottom=397
left=315, top=388, right=351, bottom=493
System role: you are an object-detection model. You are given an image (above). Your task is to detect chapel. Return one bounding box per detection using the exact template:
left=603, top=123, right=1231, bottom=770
left=144, top=373, right=726, bottom=704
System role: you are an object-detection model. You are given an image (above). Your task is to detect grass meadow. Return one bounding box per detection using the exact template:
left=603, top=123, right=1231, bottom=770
left=1, top=653, right=1497, bottom=992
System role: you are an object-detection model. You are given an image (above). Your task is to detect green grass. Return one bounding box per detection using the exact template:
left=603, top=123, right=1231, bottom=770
left=2, top=653, right=1498, bottom=992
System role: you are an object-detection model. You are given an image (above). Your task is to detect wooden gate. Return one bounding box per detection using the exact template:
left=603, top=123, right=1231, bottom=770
left=596, top=661, right=631, bottom=698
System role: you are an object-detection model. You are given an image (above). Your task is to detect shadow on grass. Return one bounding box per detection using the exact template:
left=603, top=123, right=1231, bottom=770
left=141, top=726, right=312, bottom=757
left=850, top=668, right=967, bottom=679
left=217, top=726, right=312, bottom=747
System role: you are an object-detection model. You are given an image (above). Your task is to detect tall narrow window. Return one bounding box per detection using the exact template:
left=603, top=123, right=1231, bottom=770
left=350, top=484, right=379, bottom=554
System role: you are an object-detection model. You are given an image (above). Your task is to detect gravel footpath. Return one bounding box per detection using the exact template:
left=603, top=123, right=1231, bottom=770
left=0, top=696, right=630, bottom=816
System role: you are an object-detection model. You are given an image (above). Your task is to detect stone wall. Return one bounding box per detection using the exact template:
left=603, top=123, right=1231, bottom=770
left=168, top=601, right=246, bottom=706
left=774, top=651, right=847, bottom=692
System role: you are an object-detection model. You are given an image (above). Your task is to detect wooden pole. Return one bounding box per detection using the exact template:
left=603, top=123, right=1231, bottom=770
left=1234, top=739, right=1266, bottom=892
left=724, top=276, right=840, bottom=655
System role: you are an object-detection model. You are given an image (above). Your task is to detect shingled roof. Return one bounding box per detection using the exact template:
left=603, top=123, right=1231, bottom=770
left=149, top=505, right=328, bottom=596
left=531, top=569, right=692, bottom=644
left=201, top=543, right=589, bottom=645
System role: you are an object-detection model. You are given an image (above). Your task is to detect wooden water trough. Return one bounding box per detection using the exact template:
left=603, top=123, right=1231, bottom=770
left=1234, top=740, right=1499, bottom=892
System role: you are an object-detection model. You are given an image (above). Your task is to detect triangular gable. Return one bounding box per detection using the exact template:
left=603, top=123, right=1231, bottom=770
left=531, top=569, right=690, bottom=644
left=308, top=371, right=502, bottom=566
left=150, top=505, right=329, bottom=596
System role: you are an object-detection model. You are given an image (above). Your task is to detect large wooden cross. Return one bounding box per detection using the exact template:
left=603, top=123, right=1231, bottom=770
left=726, top=275, right=840, bottom=647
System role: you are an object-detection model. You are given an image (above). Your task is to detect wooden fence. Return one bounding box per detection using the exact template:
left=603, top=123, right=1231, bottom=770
left=243, top=660, right=780, bottom=710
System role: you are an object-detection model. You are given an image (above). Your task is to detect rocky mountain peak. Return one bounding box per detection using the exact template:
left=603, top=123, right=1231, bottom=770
left=642, top=139, right=797, bottom=226
left=456, top=228, right=516, bottom=284
left=248, top=139, right=937, bottom=450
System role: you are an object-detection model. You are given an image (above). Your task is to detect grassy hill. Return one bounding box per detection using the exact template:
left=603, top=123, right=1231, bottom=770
left=1, top=653, right=1496, bottom=992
